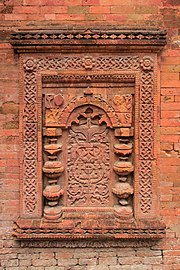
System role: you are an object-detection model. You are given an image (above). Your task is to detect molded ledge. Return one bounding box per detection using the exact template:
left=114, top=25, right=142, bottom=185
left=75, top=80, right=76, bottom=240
left=10, top=27, right=167, bottom=53
left=13, top=218, right=166, bottom=243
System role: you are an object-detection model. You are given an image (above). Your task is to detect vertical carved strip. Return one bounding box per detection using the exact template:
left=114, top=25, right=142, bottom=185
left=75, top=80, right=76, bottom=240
left=139, top=56, right=154, bottom=214
left=22, top=58, right=38, bottom=216
left=43, top=95, right=64, bottom=220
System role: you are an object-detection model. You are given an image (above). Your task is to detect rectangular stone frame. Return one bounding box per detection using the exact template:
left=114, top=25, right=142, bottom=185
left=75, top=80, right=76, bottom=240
left=11, top=28, right=166, bottom=244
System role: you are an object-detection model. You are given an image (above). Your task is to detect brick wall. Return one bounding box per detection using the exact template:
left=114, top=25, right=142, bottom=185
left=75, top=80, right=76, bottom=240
left=0, top=0, right=180, bottom=269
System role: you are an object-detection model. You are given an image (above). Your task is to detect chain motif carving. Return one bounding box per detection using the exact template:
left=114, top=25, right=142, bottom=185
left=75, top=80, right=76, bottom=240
left=22, top=60, right=38, bottom=214
left=139, top=57, right=154, bottom=214
left=139, top=160, right=153, bottom=213
left=139, top=122, right=153, bottom=142
left=22, top=54, right=155, bottom=217
left=23, top=160, right=37, bottom=213
left=24, top=142, right=37, bottom=160
left=37, top=56, right=140, bottom=71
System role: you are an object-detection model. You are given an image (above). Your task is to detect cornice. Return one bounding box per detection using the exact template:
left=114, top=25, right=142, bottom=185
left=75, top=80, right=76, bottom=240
left=10, top=28, right=167, bottom=53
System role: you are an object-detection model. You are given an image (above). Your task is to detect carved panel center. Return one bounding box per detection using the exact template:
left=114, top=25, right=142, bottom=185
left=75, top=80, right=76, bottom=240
left=67, top=106, right=111, bottom=207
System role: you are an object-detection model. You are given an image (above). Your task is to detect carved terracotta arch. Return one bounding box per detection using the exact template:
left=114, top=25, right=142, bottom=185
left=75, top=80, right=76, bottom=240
left=59, top=95, right=119, bottom=128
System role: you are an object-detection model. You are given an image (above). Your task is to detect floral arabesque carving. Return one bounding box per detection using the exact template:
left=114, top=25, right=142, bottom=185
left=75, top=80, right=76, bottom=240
left=67, top=106, right=111, bottom=206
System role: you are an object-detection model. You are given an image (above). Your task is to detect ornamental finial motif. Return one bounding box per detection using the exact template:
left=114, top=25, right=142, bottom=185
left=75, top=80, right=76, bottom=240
left=140, top=56, right=153, bottom=71
left=23, top=57, right=37, bottom=71
left=82, top=56, right=95, bottom=70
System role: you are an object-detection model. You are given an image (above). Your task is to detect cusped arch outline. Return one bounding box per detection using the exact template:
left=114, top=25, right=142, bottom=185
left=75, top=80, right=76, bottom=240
left=59, top=95, right=120, bottom=128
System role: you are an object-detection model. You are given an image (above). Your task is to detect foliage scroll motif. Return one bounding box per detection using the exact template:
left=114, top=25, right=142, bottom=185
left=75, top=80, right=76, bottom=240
left=67, top=106, right=111, bottom=206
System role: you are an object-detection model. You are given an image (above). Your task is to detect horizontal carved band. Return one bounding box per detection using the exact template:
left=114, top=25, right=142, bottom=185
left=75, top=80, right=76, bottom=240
left=10, top=28, right=166, bottom=53
left=14, top=219, right=165, bottom=241
left=42, top=73, right=136, bottom=83
left=20, top=239, right=162, bottom=248
left=11, top=28, right=166, bottom=42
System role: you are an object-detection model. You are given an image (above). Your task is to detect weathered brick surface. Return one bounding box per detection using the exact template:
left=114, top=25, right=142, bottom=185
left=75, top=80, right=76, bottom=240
left=0, top=0, right=180, bottom=269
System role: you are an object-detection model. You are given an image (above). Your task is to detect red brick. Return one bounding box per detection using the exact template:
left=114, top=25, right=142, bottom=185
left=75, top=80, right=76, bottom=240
left=161, top=72, right=179, bottom=80
left=135, top=6, right=158, bottom=14
left=4, top=14, right=28, bottom=20
left=160, top=142, right=174, bottom=150
left=160, top=64, right=180, bottom=73
left=4, top=0, right=22, bottom=4
left=100, top=0, right=132, bottom=4
left=162, top=49, right=180, bottom=57
left=99, top=256, right=117, bottom=265
left=13, top=6, right=39, bottom=13
left=174, top=143, right=180, bottom=151
left=164, top=250, right=180, bottom=257
left=161, top=110, right=180, bottom=118
left=26, top=14, right=45, bottom=20
left=161, top=102, right=180, bottom=111
left=160, top=194, right=173, bottom=202
left=40, top=0, right=64, bottom=4
left=68, top=6, right=89, bottom=14
left=0, top=44, right=12, bottom=49
left=90, top=6, right=110, bottom=13
left=0, top=191, right=19, bottom=200
left=161, top=157, right=180, bottom=166
left=85, top=13, right=104, bottom=20
left=161, top=95, right=174, bottom=102
left=0, top=130, right=19, bottom=138
left=105, top=14, right=128, bottom=21
left=64, top=0, right=82, bottom=5
left=161, top=56, right=180, bottom=65
left=134, top=0, right=162, bottom=4
left=142, top=256, right=162, bottom=265
left=110, top=5, right=134, bottom=14
left=159, top=164, right=179, bottom=173
left=55, top=14, right=85, bottom=20
left=163, top=256, right=180, bottom=265
left=82, top=0, right=99, bottom=5
left=175, top=95, right=180, bottom=102
left=161, top=80, right=180, bottom=87
left=24, top=0, right=64, bottom=5
left=40, top=6, right=67, bottom=13
left=44, top=14, right=56, bottom=20
left=23, top=0, right=42, bottom=5
left=161, top=119, right=180, bottom=127
left=5, top=159, right=19, bottom=167
left=161, top=88, right=180, bottom=96
left=161, top=135, right=180, bottom=143
left=56, top=250, right=74, bottom=259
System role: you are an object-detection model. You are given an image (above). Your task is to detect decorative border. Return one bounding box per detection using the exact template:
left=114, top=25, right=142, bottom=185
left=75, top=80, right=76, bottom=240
left=20, top=54, right=156, bottom=221
left=11, top=28, right=166, bottom=46
left=15, top=227, right=165, bottom=241
left=20, top=238, right=161, bottom=248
